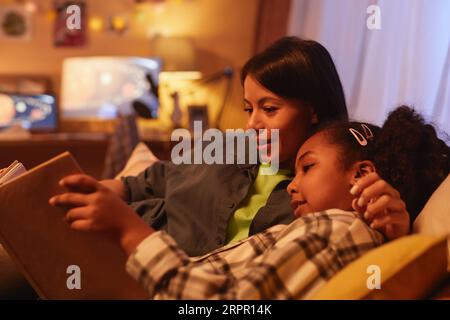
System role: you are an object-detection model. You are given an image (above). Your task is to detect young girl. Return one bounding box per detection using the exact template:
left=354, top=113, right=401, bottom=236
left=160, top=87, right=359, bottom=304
left=49, top=106, right=450, bottom=299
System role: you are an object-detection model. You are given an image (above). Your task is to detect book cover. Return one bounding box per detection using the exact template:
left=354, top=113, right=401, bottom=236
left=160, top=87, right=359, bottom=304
left=0, top=152, right=148, bottom=299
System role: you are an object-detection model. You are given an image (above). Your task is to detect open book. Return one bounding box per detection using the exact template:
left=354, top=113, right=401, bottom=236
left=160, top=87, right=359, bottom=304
left=0, top=161, right=27, bottom=185
left=0, top=152, right=148, bottom=300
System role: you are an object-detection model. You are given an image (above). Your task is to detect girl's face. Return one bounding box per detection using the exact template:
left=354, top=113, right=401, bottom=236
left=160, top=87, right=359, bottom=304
left=243, top=75, right=315, bottom=169
left=287, top=132, right=355, bottom=218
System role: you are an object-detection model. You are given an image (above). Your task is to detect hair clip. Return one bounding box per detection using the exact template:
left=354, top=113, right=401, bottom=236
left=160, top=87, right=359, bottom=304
left=349, top=128, right=368, bottom=146
left=360, top=123, right=374, bottom=140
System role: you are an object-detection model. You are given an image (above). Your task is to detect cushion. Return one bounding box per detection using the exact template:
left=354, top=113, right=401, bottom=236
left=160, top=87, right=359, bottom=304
left=311, top=234, right=448, bottom=299
left=114, top=142, right=159, bottom=179
left=413, top=173, right=450, bottom=270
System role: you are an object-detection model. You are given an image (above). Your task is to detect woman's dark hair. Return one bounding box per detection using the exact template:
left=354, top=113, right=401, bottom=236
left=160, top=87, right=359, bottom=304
left=318, top=106, right=450, bottom=221
left=241, top=36, right=348, bottom=124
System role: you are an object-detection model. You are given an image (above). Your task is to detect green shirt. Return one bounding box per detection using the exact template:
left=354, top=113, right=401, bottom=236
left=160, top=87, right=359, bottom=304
left=226, top=164, right=293, bottom=244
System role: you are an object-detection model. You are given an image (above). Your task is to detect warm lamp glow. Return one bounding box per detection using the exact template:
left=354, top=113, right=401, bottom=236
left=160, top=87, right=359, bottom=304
left=151, top=35, right=197, bottom=71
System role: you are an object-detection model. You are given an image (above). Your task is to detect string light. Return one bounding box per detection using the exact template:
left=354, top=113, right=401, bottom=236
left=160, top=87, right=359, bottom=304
left=110, top=15, right=128, bottom=34
left=89, top=16, right=104, bottom=32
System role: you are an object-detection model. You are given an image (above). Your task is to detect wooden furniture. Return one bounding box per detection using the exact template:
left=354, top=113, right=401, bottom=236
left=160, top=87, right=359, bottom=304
left=0, top=75, right=53, bottom=95
left=0, top=133, right=109, bottom=180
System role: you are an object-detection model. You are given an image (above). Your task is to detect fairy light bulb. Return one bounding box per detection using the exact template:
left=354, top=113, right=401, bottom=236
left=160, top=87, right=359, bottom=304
left=89, top=16, right=104, bottom=32
left=111, top=16, right=127, bottom=32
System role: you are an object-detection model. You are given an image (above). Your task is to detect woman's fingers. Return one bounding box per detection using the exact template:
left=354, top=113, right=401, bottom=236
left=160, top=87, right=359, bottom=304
left=370, top=215, right=391, bottom=229
left=49, top=192, right=89, bottom=208
left=59, top=174, right=103, bottom=193
left=364, top=195, right=406, bottom=221
left=352, top=197, right=366, bottom=214
left=350, top=172, right=380, bottom=196
left=371, top=211, right=408, bottom=229
left=356, top=179, right=399, bottom=208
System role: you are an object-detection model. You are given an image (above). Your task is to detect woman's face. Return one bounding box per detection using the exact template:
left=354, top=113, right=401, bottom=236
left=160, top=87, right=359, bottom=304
left=287, top=132, right=355, bottom=217
left=243, top=75, right=314, bottom=169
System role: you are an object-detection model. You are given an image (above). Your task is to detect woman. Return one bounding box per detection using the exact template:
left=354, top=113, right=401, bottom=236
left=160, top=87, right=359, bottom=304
left=53, top=37, right=409, bottom=257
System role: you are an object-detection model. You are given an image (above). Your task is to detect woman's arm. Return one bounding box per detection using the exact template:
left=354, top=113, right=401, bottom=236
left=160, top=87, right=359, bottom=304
left=120, top=161, right=168, bottom=202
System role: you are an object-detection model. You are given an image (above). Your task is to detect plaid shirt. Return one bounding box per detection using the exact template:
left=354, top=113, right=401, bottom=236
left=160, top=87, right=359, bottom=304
left=126, top=209, right=385, bottom=299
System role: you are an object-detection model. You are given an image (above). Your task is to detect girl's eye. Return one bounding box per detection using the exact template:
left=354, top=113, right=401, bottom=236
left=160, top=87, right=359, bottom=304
left=302, top=164, right=315, bottom=173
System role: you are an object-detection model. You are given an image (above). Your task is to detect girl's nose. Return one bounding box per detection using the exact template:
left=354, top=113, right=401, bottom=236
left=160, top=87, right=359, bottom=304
left=287, top=180, right=298, bottom=196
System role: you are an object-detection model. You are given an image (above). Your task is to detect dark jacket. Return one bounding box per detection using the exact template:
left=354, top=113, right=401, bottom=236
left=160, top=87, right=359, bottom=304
left=122, top=161, right=294, bottom=256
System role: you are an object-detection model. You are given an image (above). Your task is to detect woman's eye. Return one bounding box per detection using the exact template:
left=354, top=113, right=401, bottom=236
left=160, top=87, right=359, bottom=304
left=263, top=106, right=278, bottom=113
left=243, top=106, right=253, bottom=114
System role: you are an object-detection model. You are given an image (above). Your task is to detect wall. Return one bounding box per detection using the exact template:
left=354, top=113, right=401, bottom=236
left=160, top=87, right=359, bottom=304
left=0, top=0, right=261, bottom=129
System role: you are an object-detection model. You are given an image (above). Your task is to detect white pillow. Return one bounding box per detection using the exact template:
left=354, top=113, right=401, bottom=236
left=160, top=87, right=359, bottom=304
left=413, top=173, right=450, bottom=270
left=114, top=142, right=159, bottom=179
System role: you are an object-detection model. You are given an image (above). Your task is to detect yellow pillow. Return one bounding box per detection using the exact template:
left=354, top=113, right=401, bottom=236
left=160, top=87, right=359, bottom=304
left=312, top=234, right=448, bottom=300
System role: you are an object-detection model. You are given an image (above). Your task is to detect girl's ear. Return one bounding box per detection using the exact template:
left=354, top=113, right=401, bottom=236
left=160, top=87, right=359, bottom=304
left=350, top=160, right=376, bottom=184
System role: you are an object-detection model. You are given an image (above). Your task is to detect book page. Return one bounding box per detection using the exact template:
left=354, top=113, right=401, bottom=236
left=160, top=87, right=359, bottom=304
left=0, top=161, right=27, bottom=185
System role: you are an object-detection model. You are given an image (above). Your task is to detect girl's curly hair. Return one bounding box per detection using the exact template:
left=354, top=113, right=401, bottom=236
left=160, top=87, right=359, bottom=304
left=318, top=106, right=450, bottom=221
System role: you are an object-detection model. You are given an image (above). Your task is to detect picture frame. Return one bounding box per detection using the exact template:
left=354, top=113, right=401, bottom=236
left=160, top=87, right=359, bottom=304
left=0, top=5, right=31, bottom=41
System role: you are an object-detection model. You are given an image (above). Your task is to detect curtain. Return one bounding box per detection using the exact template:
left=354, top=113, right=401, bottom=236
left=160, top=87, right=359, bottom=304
left=253, top=0, right=292, bottom=54
left=288, top=0, right=450, bottom=135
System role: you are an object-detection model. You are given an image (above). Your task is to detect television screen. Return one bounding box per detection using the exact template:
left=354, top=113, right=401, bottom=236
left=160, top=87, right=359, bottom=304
left=61, top=57, right=161, bottom=119
left=0, top=93, right=57, bottom=131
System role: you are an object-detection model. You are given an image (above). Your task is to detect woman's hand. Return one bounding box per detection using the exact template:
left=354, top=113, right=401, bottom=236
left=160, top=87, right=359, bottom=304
left=350, top=172, right=410, bottom=240
left=100, top=179, right=128, bottom=201
left=49, top=174, right=153, bottom=255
